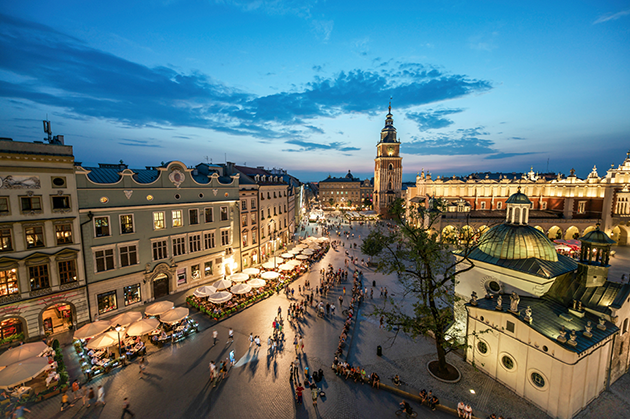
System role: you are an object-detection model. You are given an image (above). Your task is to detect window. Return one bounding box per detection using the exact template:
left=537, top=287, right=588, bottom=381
left=204, top=261, right=213, bottom=276
left=221, top=229, right=230, bottom=246
left=0, top=269, right=19, bottom=296
left=624, top=318, right=628, bottom=334
left=284, top=204, right=287, bottom=212
left=191, top=264, right=201, bottom=280
left=97, top=290, right=117, bottom=314
left=172, top=210, right=183, bottom=227
left=55, top=223, right=73, bottom=245
left=267, top=192, right=271, bottom=199
left=241, top=200, right=247, bottom=211
left=205, top=208, right=213, bottom=223
left=577, top=201, right=586, bottom=214
left=502, top=355, right=514, bottom=370
left=204, top=232, right=215, bottom=249
left=541, top=201, right=547, bottom=210
left=251, top=213, right=256, bottom=224
left=20, top=196, right=41, bottom=212
left=620, top=342, right=625, bottom=356
left=496, top=202, right=502, bottom=210
left=95, top=248, right=115, bottom=272
left=242, top=215, right=248, bottom=227
left=94, top=216, right=110, bottom=237
left=480, top=202, right=486, bottom=210
left=124, top=284, right=141, bottom=306
left=172, top=236, right=186, bottom=256
left=189, top=209, right=199, bottom=225
left=477, top=341, right=488, bottom=354
left=51, top=195, right=70, bottom=210
left=506, top=321, right=515, bottom=333
left=488, top=281, right=500, bottom=293
left=152, top=240, right=168, bottom=261
left=242, top=231, right=248, bottom=247
left=0, top=228, right=13, bottom=251
left=220, top=206, right=228, bottom=221
left=0, top=318, right=22, bottom=341
left=189, top=234, right=201, bottom=253
left=251, top=198, right=256, bottom=209
left=120, top=214, right=134, bottom=234
left=252, top=229, right=257, bottom=244
left=153, top=212, right=165, bottom=230
left=274, top=192, right=277, bottom=198
left=25, top=226, right=45, bottom=248
left=58, top=260, right=77, bottom=284
left=0, top=197, right=10, bottom=214
left=274, top=207, right=277, bottom=216
left=119, top=245, right=138, bottom=267
left=531, top=372, right=545, bottom=388
left=28, top=264, right=50, bottom=290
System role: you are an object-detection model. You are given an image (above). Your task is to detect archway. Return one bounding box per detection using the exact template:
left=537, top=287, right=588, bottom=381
left=41, top=302, right=75, bottom=336
left=460, top=225, right=475, bottom=242
left=441, top=226, right=458, bottom=243
left=0, top=317, right=27, bottom=344
left=612, top=226, right=629, bottom=245
left=478, top=225, right=489, bottom=235
left=582, top=225, right=597, bottom=237
left=153, top=273, right=170, bottom=299
left=565, top=226, right=580, bottom=240
left=534, top=226, right=544, bottom=233
left=548, top=226, right=562, bottom=240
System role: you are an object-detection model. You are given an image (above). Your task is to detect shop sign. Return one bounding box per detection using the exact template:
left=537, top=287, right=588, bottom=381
left=177, top=268, right=187, bottom=285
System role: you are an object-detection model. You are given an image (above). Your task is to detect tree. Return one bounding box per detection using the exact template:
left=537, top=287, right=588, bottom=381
left=329, top=198, right=334, bottom=207
left=361, top=197, right=480, bottom=378
left=363, top=197, right=372, bottom=209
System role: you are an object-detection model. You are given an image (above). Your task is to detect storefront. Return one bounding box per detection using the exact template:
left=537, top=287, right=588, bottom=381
left=0, top=317, right=24, bottom=344
left=42, top=303, right=74, bottom=336
left=153, top=274, right=170, bottom=299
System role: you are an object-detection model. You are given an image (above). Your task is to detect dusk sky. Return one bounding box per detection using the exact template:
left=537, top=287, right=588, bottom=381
left=1, top=1, right=629, bottom=182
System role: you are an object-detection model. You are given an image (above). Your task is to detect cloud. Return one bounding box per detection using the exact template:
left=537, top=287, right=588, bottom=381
left=215, top=0, right=317, bottom=18
left=0, top=14, right=492, bottom=142
left=509, top=136, right=526, bottom=140
left=283, top=139, right=360, bottom=153
left=404, top=127, right=494, bottom=156
left=312, top=65, right=324, bottom=72
left=484, top=152, right=537, bottom=160
left=594, top=9, right=630, bottom=24
left=406, top=108, right=464, bottom=131
left=117, top=138, right=162, bottom=148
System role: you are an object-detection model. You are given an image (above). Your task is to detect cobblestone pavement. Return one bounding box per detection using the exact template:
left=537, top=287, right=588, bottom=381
left=20, top=219, right=630, bottom=419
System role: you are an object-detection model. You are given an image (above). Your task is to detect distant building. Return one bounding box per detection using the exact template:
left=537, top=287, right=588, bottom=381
left=75, top=161, right=240, bottom=320
left=0, top=138, right=89, bottom=341
left=319, top=171, right=372, bottom=209
left=406, top=152, right=630, bottom=244
left=374, top=105, right=403, bottom=217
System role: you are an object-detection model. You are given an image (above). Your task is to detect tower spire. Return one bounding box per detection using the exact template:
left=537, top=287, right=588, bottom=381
left=388, top=97, right=392, bottom=114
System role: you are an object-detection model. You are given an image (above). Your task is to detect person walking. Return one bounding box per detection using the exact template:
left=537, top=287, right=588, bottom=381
left=71, top=380, right=82, bottom=403
left=213, top=329, right=218, bottom=345
left=254, top=335, right=261, bottom=347
left=86, top=387, right=95, bottom=408
left=249, top=333, right=254, bottom=347
left=278, top=306, right=282, bottom=319
left=60, top=391, right=72, bottom=411
left=121, top=397, right=135, bottom=418
left=96, top=385, right=105, bottom=406
left=138, top=357, right=146, bottom=379
left=209, top=360, right=216, bottom=384
left=12, top=405, right=30, bottom=419
left=227, top=328, right=234, bottom=344
left=229, top=350, right=236, bottom=367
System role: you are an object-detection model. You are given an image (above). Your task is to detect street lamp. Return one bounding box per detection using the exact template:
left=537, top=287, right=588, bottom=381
left=114, top=324, right=125, bottom=365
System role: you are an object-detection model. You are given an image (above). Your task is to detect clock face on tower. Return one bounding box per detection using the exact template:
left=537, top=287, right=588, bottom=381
left=388, top=147, right=394, bottom=156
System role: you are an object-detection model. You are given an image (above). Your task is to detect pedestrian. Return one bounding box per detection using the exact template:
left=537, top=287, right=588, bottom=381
left=138, top=356, right=146, bottom=378
left=71, top=380, right=81, bottom=402
left=370, top=288, right=373, bottom=299
left=228, top=328, right=234, bottom=343
left=311, top=385, right=318, bottom=406
left=12, top=405, right=30, bottom=419
left=86, top=387, right=95, bottom=408
left=209, top=360, right=216, bottom=383
left=272, top=339, right=277, bottom=353
left=379, top=316, right=384, bottom=329
left=255, top=335, right=261, bottom=346
left=295, top=382, right=305, bottom=404
left=339, top=296, right=343, bottom=307
left=249, top=333, right=254, bottom=347
left=121, top=397, right=135, bottom=418
left=278, top=306, right=282, bottom=318
left=229, top=350, right=235, bottom=367
left=96, top=385, right=105, bottom=406
left=213, top=329, right=218, bottom=345
left=384, top=287, right=388, bottom=299
left=60, top=391, right=72, bottom=411
left=294, top=336, right=299, bottom=353
left=331, top=303, right=336, bottom=315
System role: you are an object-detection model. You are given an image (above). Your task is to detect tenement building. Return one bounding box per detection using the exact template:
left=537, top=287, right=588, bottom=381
left=374, top=105, right=403, bottom=217
left=0, top=138, right=89, bottom=341
left=406, top=151, right=630, bottom=244
left=75, top=161, right=240, bottom=320
left=319, top=171, right=372, bottom=209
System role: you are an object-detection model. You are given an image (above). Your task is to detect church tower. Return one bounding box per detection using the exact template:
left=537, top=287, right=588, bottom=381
left=374, top=104, right=403, bottom=217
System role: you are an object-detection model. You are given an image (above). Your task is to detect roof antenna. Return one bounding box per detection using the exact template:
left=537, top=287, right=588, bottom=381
left=43, top=116, right=52, bottom=143
left=388, top=97, right=392, bottom=114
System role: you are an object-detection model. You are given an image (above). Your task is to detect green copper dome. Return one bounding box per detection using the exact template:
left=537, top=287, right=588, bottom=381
left=506, top=189, right=532, bottom=205
left=478, top=224, right=558, bottom=261
left=580, top=226, right=616, bottom=245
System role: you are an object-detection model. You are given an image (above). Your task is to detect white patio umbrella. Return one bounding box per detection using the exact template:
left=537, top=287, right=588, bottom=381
left=261, top=261, right=276, bottom=269
left=309, top=244, right=320, bottom=249
left=318, top=237, right=329, bottom=242
left=302, top=249, right=314, bottom=255
left=0, top=357, right=49, bottom=389
left=296, top=255, right=309, bottom=260
left=242, top=267, right=260, bottom=276
left=247, top=278, right=266, bottom=288
left=286, top=259, right=301, bottom=267
left=0, top=342, right=48, bottom=368
left=261, top=271, right=280, bottom=280
left=212, top=279, right=233, bottom=290
left=145, top=301, right=174, bottom=316
left=277, top=264, right=293, bottom=271
left=231, top=283, right=252, bottom=294
left=287, top=249, right=300, bottom=255
left=126, top=318, right=160, bottom=337
left=207, top=291, right=233, bottom=304
left=268, top=256, right=284, bottom=265
left=230, top=273, right=249, bottom=282
left=109, top=311, right=142, bottom=328
left=86, top=331, right=120, bottom=350
left=281, top=252, right=294, bottom=259
left=295, top=244, right=308, bottom=250
left=160, top=307, right=189, bottom=324
left=193, top=285, right=217, bottom=297
left=74, top=320, right=111, bottom=340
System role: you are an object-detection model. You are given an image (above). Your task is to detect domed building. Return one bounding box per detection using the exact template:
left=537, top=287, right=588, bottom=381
left=457, top=190, right=630, bottom=419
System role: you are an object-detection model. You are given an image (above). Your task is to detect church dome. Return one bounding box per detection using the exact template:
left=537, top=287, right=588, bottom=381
left=580, top=225, right=616, bottom=245
left=506, top=189, right=532, bottom=205
left=478, top=224, right=558, bottom=261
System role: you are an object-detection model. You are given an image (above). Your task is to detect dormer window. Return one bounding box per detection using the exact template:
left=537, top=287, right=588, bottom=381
left=255, top=175, right=259, bottom=182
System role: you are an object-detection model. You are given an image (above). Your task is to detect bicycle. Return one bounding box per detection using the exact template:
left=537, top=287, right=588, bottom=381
left=395, top=408, right=417, bottom=418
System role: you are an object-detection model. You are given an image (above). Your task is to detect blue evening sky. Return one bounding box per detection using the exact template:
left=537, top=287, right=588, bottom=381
left=1, top=1, right=629, bottom=182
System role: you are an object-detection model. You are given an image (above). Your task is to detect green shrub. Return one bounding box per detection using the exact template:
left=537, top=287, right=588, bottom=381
left=59, top=371, right=69, bottom=385
left=52, top=339, right=60, bottom=350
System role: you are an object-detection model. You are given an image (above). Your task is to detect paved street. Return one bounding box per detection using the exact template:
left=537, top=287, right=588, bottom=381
left=23, top=218, right=630, bottom=419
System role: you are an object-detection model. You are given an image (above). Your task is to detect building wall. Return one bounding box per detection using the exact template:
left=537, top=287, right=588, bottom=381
left=239, top=187, right=260, bottom=268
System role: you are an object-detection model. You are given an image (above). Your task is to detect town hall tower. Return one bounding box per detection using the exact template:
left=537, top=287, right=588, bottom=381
left=374, top=104, right=403, bottom=217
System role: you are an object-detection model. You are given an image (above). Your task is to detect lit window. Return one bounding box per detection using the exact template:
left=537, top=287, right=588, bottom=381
left=153, top=212, right=165, bottom=230
left=0, top=269, right=19, bottom=296
left=25, top=226, right=45, bottom=248
left=0, top=228, right=13, bottom=251
left=94, top=217, right=110, bottom=237
left=120, top=214, right=134, bottom=234
left=172, top=210, right=183, bottom=227
left=58, top=260, right=77, bottom=284
left=204, top=261, right=213, bottom=276
left=55, top=224, right=73, bottom=245
left=124, top=284, right=141, bottom=306
left=97, top=290, right=117, bottom=314
left=28, top=264, right=50, bottom=290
